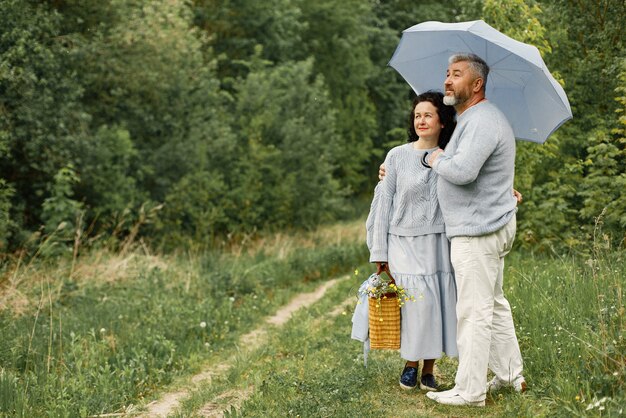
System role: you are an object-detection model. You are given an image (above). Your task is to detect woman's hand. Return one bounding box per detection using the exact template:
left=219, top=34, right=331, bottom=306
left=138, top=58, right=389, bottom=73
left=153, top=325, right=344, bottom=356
left=378, top=164, right=386, bottom=180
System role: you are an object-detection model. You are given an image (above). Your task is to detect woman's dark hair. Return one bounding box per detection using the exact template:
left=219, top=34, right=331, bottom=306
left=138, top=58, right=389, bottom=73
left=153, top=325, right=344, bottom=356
left=407, top=91, right=456, bottom=149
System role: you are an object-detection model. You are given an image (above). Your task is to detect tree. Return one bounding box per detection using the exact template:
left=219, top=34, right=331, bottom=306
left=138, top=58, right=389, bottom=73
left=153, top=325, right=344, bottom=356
left=228, top=58, right=344, bottom=231
left=0, top=0, right=86, bottom=245
left=578, top=59, right=626, bottom=246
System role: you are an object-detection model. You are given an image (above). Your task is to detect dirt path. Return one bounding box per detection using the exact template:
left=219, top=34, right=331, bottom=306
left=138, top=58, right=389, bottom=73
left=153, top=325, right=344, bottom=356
left=141, top=277, right=349, bottom=417
left=195, top=294, right=355, bottom=417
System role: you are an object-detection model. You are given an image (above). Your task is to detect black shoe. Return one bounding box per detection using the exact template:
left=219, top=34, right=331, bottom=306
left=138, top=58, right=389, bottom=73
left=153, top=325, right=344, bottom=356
left=420, top=373, right=438, bottom=391
left=399, top=366, right=418, bottom=390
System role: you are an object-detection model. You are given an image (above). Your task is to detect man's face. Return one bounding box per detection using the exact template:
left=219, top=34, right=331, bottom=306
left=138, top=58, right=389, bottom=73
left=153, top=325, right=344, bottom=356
left=443, top=61, right=476, bottom=107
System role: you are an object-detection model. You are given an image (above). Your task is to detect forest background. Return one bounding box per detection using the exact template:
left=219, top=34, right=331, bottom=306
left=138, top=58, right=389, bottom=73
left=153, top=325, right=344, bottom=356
left=0, top=0, right=625, bottom=254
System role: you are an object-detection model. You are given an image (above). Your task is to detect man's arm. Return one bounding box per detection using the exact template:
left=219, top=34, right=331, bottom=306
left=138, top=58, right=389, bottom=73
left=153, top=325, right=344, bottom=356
left=429, top=118, right=498, bottom=185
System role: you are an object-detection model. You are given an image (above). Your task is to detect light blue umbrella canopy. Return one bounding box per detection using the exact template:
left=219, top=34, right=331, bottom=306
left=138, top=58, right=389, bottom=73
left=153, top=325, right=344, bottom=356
left=388, top=20, right=572, bottom=143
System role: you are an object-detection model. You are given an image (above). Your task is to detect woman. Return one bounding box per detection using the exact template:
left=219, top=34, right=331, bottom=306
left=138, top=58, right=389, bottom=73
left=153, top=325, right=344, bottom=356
left=367, top=91, right=457, bottom=391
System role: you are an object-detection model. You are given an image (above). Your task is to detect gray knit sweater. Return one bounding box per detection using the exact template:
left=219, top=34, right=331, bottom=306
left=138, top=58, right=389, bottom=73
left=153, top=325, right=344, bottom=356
left=367, top=143, right=445, bottom=263
left=433, top=101, right=517, bottom=238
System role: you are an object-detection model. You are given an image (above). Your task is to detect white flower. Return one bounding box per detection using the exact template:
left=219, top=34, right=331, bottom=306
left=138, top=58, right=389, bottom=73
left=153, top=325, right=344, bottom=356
left=99, top=328, right=106, bottom=334
left=229, top=297, right=235, bottom=302
left=368, top=274, right=381, bottom=287
left=200, top=322, right=207, bottom=328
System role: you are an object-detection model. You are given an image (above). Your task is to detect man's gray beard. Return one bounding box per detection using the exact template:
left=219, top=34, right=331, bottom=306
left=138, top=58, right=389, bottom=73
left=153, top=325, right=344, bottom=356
left=443, top=95, right=458, bottom=106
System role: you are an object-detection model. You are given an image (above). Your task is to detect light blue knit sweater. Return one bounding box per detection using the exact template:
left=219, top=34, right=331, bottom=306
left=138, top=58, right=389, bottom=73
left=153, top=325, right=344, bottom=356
left=367, top=143, right=445, bottom=263
left=433, top=101, right=517, bottom=238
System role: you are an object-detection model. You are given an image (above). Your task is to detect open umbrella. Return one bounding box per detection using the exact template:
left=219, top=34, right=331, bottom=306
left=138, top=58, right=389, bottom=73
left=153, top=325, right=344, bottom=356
left=388, top=20, right=572, bottom=143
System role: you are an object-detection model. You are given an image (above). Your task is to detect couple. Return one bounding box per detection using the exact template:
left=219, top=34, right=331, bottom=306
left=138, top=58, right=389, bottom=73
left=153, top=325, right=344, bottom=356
left=368, top=53, right=525, bottom=407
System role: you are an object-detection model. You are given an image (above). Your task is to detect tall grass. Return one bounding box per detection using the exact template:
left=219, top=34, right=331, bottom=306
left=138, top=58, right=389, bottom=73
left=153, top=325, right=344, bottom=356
left=505, top=238, right=624, bottom=415
left=185, top=247, right=624, bottom=417
left=0, top=220, right=368, bottom=417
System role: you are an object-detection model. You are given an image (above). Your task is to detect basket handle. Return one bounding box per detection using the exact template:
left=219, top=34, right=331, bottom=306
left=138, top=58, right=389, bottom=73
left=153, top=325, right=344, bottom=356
left=376, top=262, right=396, bottom=285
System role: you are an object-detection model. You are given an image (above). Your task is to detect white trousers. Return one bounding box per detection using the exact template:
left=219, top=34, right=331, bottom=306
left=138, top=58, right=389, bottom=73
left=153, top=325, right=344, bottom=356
left=450, top=216, right=523, bottom=402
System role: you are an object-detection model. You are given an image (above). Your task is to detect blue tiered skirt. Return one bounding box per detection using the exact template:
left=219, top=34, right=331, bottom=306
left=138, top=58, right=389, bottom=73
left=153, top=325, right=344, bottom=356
left=388, top=233, right=458, bottom=360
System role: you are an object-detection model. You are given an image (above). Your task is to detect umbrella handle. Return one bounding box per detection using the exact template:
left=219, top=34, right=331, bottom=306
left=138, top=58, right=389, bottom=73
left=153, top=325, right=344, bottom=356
left=421, top=152, right=431, bottom=168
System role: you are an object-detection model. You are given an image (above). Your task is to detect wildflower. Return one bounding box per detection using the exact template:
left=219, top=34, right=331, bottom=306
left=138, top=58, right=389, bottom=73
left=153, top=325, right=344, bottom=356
left=200, top=322, right=207, bottom=328
left=354, top=269, right=359, bottom=276
left=229, top=297, right=235, bottom=302
left=342, top=311, right=347, bottom=316
left=100, top=328, right=106, bottom=334
left=575, top=395, right=580, bottom=401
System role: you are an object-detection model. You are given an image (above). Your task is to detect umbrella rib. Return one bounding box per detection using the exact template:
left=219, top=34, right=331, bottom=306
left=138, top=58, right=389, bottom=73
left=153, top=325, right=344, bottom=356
left=488, top=52, right=514, bottom=69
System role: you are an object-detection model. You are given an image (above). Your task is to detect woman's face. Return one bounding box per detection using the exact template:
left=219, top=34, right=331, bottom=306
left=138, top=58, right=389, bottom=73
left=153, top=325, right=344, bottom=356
left=413, top=101, right=443, bottom=143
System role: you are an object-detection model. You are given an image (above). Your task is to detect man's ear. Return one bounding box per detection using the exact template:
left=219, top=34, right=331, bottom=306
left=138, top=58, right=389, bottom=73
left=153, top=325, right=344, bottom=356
left=473, top=77, right=484, bottom=93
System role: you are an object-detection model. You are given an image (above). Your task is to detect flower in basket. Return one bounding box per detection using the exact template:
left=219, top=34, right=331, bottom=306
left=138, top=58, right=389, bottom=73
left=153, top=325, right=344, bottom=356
left=362, top=272, right=414, bottom=308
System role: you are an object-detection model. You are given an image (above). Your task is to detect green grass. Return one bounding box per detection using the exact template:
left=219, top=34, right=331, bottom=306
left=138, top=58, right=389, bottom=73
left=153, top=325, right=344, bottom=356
left=0, top=221, right=624, bottom=417
left=0, top=221, right=368, bottom=417
left=175, top=250, right=625, bottom=417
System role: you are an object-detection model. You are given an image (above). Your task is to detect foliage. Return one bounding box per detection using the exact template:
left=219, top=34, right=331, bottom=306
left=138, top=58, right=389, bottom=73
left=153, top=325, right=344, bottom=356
left=0, top=0, right=86, bottom=245
left=41, top=165, right=83, bottom=235
left=577, top=60, right=626, bottom=246
left=0, top=0, right=624, bottom=251
left=158, top=170, right=229, bottom=247
left=536, top=0, right=625, bottom=249
left=229, top=58, right=344, bottom=230
left=0, top=180, right=14, bottom=251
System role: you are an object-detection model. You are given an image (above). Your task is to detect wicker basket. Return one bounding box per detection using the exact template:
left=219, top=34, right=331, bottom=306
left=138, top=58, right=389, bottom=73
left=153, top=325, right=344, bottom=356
left=368, top=295, right=401, bottom=350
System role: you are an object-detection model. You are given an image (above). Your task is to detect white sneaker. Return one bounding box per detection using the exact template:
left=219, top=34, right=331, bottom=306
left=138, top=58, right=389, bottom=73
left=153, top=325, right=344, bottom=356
left=426, top=388, right=456, bottom=400
left=487, top=376, right=527, bottom=393
left=426, top=389, right=485, bottom=407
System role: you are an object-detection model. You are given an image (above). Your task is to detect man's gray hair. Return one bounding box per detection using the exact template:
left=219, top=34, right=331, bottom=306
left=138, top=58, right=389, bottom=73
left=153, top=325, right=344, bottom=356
left=449, top=53, right=490, bottom=89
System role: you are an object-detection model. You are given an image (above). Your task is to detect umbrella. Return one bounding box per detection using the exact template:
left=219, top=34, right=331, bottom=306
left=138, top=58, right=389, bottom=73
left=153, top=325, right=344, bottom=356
left=388, top=20, right=572, bottom=143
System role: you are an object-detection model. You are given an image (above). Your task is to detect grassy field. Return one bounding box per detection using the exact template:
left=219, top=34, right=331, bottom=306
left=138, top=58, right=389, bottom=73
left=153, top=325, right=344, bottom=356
left=0, top=221, right=367, bottom=417
left=173, top=250, right=624, bottom=417
left=0, top=220, right=624, bottom=417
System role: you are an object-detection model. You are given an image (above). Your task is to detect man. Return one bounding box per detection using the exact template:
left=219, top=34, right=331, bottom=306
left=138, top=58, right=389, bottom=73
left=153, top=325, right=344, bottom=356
left=380, top=53, right=526, bottom=407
